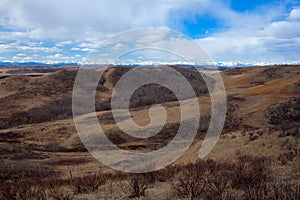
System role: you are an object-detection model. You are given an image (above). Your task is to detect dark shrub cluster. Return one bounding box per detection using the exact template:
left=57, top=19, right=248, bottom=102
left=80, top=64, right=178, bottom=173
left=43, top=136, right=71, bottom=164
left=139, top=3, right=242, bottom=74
left=0, top=155, right=299, bottom=199
left=171, top=156, right=299, bottom=200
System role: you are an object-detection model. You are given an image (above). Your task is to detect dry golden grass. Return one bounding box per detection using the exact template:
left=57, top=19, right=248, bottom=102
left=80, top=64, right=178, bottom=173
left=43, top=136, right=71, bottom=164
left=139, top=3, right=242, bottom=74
left=0, top=65, right=299, bottom=199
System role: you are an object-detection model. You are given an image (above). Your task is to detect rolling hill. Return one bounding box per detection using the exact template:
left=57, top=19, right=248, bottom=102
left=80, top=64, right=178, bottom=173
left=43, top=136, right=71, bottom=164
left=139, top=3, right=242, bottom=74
left=0, top=65, right=299, bottom=199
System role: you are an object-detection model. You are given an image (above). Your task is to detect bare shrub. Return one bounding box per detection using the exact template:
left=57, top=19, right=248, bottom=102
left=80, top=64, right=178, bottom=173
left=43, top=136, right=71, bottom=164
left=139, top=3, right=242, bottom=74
left=127, top=174, right=148, bottom=198
left=242, top=181, right=300, bottom=200
left=232, top=155, right=270, bottom=190
left=204, top=169, right=233, bottom=199
left=172, top=160, right=210, bottom=200
left=0, top=160, right=54, bottom=180
left=71, top=173, right=106, bottom=194
left=147, top=164, right=180, bottom=183
left=0, top=180, right=47, bottom=200
left=49, top=187, right=74, bottom=200
left=278, top=152, right=295, bottom=165
left=1, top=154, right=299, bottom=199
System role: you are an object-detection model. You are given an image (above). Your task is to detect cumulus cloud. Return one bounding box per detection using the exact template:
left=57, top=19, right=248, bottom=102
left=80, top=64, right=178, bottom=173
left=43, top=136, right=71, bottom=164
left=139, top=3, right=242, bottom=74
left=12, top=55, right=33, bottom=62
left=56, top=40, right=73, bottom=47
left=196, top=8, right=300, bottom=63
left=87, top=28, right=212, bottom=65
left=263, top=20, right=300, bottom=38
left=0, top=0, right=191, bottom=39
left=71, top=47, right=94, bottom=52
left=11, top=44, right=61, bottom=53
left=46, top=54, right=69, bottom=60
left=289, top=8, right=300, bottom=21
left=0, top=0, right=299, bottom=63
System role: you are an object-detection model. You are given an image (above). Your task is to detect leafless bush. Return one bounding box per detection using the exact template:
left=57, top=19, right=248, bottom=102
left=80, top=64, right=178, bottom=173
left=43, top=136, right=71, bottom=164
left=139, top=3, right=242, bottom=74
left=49, top=187, right=74, bottom=200
left=127, top=174, right=149, bottom=198
left=172, top=159, right=235, bottom=200
left=0, top=160, right=54, bottom=180
left=232, top=155, right=270, bottom=190
left=1, top=154, right=299, bottom=199
left=204, top=169, right=233, bottom=200
left=172, top=160, right=210, bottom=199
left=71, top=173, right=106, bottom=194
left=146, top=165, right=181, bottom=183
left=242, top=181, right=300, bottom=200
left=278, top=152, right=295, bottom=165
left=0, top=180, right=47, bottom=200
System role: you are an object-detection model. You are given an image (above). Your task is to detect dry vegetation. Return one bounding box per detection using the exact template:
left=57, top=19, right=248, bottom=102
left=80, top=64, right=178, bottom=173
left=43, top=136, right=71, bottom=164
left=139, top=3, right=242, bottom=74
left=0, top=155, right=299, bottom=199
left=0, top=65, right=299, bottom=199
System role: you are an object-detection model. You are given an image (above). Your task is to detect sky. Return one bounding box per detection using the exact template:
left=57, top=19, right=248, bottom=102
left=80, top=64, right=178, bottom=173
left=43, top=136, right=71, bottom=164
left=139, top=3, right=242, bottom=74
left=0, top=0, right=300, bottom=65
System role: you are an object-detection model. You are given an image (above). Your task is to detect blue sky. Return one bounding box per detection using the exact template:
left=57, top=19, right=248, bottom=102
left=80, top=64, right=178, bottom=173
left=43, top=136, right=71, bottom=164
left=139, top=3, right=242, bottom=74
left=0, top=0, right=299, bottom=65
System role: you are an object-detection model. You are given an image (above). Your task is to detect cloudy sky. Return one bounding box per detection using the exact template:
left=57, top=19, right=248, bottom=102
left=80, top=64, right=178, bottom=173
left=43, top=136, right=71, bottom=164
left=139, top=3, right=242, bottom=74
left=0, top=0, right=299, bottom=65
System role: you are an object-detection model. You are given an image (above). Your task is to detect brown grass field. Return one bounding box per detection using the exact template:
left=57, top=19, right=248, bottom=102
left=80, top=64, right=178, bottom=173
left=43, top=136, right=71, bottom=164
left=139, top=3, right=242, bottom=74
left=0, top=65, right=299, bottom=199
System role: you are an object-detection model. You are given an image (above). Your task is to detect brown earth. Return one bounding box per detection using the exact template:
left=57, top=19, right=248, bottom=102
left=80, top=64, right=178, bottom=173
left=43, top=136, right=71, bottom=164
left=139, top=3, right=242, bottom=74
left=0, top=65, right=299, bottom=199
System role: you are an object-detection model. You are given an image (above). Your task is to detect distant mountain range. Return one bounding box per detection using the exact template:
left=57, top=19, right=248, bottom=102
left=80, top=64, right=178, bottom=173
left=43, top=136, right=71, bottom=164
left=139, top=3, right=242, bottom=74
left=0, top=61, right=299, bottom=70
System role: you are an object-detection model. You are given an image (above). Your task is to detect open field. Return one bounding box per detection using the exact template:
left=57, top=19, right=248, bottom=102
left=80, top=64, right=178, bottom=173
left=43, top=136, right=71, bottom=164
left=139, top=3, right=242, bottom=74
left=0, top=65, right=299, bottom=199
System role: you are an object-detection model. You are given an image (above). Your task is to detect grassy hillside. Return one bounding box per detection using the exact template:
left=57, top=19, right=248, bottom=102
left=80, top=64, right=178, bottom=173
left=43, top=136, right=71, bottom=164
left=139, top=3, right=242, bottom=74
left=0, top=65, right=299, bottom=199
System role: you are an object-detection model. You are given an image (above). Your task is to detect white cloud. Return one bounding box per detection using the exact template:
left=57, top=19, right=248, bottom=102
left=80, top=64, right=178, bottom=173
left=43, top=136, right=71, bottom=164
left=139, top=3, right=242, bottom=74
left=71, top=47, right=94, bottom=52
left=71, top=42, right=100, bottom=52
left=12, top=55, right=33, bottom=62
left=0, top=0, right=238, bottom=41
left=195, top=7, right=300, bottom=63
left=86, top=28, right=212, bottom=64
left=46, top=53, right=69, bottom=60
left=16, top=53, right=26, bottom=57
left=289, top=8, right=300, bottom=21
left=262, top=21, right=300, bottom=38
left=17, top=45, right=61, bottom=53
left=0, top=0, right=299, bottom=64
left=25, top=41, right=43, bottom=47
left=82, top=48, right=94, bottom=52
left=0, top=0, right=191, bottom=40
left=78, top=42, right=98, bottom=48
left=0, top=42, right=61, bottom=54
left=56, top=40, right=73, bottom=47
